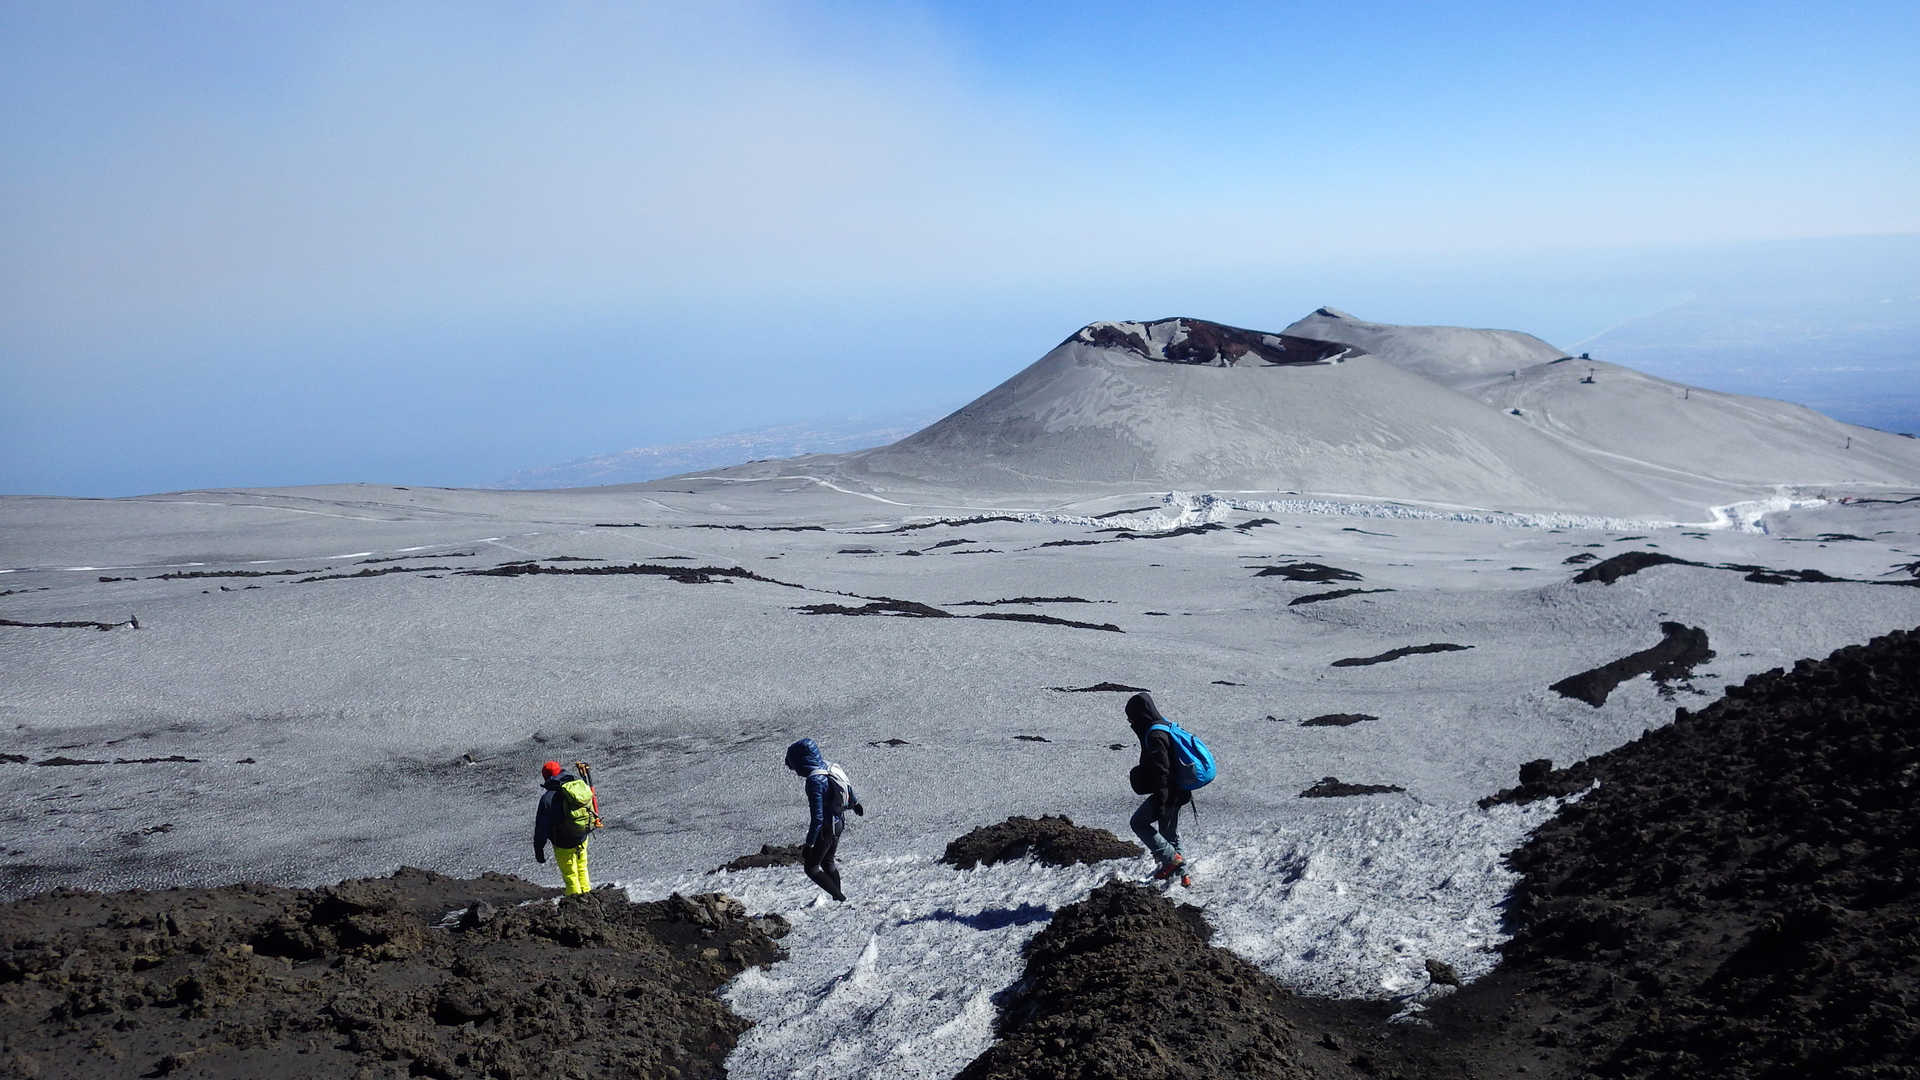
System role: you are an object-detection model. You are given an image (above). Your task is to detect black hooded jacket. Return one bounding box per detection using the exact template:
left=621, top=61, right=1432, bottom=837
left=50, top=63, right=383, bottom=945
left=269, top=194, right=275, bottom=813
left=1126, top=692, right=1191, bottom=811
left=533, top=771, right=589, bottom=855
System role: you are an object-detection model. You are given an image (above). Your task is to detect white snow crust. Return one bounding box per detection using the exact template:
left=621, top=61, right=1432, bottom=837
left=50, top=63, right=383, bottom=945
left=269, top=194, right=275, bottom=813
left=615, top=799, right=1561, bottom=1080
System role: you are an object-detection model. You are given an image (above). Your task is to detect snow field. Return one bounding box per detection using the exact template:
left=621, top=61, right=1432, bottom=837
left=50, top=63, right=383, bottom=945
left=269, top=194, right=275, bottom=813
left=621, top=794, right=1565, bottom=1080
left=927, top=487, right=1821, bottom=536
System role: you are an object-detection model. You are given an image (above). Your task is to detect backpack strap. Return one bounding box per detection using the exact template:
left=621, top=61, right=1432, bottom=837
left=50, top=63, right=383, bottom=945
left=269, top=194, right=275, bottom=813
left=809, top=765, right=855, bottom=805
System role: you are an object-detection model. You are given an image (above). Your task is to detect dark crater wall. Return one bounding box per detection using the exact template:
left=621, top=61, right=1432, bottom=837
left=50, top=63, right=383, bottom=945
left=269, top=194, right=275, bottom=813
left=1071, top=317, right=1360, bottom=367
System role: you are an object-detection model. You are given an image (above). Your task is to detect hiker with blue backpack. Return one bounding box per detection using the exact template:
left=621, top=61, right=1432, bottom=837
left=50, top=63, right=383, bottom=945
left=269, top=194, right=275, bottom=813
left=1125, top=692, right=1214, bottom=887
left=785, top=738, right=864, bottom=902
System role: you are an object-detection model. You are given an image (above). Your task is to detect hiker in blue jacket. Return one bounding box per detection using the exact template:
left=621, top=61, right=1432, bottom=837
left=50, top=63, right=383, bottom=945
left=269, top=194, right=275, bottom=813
left=1126, top=692, right=1192, bottom=885
left=785, top=738, right=864, bottom=901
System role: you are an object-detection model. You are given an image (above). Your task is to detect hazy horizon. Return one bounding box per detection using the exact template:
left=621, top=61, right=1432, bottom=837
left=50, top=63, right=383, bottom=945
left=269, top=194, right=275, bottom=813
left=4, top=4, right=1916, bottom=497
left=6, top=236, right=1917, bottom=498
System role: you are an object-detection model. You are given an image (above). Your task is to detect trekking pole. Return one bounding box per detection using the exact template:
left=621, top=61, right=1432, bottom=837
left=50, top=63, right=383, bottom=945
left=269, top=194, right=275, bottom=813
left=574, top=761, right=604, bottom=828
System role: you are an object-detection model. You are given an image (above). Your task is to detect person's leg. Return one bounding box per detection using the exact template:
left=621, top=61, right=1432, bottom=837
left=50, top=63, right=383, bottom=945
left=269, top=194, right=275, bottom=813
left=819, top=819, right=843, bottom=896
left=802, top=864, right=841, bottom=899
left=556, top=841, right=591, bottom=895
left=803, top=821, right=845, bottom=901
left=1158, top=799, right=1183, bottom=861
left=1130, top=796, right=1177, bottom=865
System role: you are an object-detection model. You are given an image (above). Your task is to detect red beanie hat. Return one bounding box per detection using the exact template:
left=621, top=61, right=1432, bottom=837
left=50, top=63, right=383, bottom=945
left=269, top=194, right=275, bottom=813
left=540, top=760, right=563, bottom=778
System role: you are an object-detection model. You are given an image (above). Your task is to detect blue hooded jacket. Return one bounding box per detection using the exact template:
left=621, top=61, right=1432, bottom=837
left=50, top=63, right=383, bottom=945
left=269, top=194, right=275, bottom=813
left=785, top=738, right=859, bottom=847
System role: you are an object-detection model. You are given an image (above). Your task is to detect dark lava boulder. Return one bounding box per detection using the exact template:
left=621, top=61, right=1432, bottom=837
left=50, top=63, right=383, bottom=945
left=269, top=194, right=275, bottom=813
left=0, top=868, right=788, bottom=1080
left=1548, top=621, right=1713, bottom=706
left=943, top=814, right=1142, bottom=870
left=716, top=843, right=806, bottom=872
left=954, top=881, right=1367, bottom=1080
left=1478, top=757, right=1596, bottom=809
left=1300, top=776, right=1406, bottom=798
left=1572, top=550, right=1694, bottom=583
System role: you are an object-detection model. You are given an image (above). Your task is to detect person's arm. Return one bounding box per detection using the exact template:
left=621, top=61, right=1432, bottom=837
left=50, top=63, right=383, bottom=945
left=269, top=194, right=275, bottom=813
left=1145, top=729, right=1176, bottom=806
left=533, top=791, right=553, bottom=862
left=1128, top=732, right=1158, bottom=795
left=803, top=774, right=828, bottom=849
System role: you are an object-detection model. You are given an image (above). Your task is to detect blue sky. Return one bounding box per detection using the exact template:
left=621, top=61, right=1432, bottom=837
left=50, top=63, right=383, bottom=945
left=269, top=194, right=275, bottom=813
left=3, top=2, right=1917, bottom=495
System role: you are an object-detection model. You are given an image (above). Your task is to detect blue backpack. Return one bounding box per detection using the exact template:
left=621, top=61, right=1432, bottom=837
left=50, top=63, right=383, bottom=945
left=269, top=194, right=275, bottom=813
left=1150, top=722, right=1216, bottom=790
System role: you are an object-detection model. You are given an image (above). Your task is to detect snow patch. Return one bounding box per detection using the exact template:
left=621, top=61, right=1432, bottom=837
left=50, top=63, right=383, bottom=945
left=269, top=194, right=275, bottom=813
left=891, top=491, right=1672, bottom=534
left=1705, top=492, right=1828, bottom=533
left=624, top=797, right=1563, bottom=1080
left=1203, top=801, right=1559, bottom=998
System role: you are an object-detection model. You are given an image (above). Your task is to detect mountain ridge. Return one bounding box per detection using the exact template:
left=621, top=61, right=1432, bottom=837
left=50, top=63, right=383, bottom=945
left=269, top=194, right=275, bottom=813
left=703, top=310, right=1920, bottom=520
left=498, top=310, right=1920, bottom=523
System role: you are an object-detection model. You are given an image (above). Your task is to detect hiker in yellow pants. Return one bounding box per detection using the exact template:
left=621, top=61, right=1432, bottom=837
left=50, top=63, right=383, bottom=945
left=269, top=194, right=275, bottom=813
left=553, top=838, right=591, bottom=894
left=534, top=760, right=597, bottom=895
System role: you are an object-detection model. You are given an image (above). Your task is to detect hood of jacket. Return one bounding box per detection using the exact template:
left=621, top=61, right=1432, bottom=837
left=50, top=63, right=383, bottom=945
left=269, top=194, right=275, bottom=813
left=1125, top=692, right=1166, bottom=736
left=785, top=738, right=827, bottom=776
left=543, top=771, right=579, bottom=792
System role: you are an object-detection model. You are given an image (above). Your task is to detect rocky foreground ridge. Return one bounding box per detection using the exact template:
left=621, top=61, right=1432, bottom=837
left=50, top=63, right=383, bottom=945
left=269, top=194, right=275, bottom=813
left=0, top=871, right=787, bottom=1079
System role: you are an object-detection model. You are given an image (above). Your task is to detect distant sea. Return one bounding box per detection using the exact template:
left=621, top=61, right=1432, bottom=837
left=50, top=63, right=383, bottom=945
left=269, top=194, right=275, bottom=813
left=1581, top=295, right=1920, bottom=439
left=494, top=410, right=946, bottom=489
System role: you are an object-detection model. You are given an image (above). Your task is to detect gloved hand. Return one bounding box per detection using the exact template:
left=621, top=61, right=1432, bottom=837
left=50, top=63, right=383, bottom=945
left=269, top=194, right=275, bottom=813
left=851, top=802, right=865, bottom=816
left=535, top=849, right=547, bottom=864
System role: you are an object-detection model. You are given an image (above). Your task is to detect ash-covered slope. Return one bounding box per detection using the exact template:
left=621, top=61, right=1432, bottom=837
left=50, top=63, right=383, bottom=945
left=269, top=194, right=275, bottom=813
left=1284, top=307, right=1570, bottom=390
left=808, top=317, right=1682, bottom=517
left=1472, top=356, right=1920, bottom=497
left=1286, top=308, right=1920, bottom=498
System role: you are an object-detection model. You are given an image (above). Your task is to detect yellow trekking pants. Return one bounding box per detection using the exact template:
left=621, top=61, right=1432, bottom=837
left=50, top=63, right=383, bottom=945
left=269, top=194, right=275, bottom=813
left=555, top=840, right=591, bottom=895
